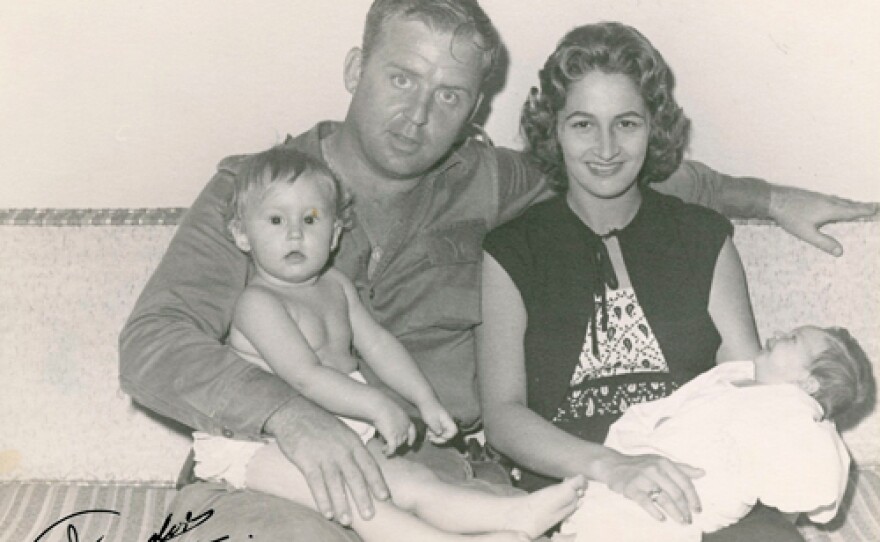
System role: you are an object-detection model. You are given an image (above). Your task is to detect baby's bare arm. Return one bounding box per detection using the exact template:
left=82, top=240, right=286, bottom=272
left=331, top=271, right=458, bottom=442
left=331, top=270, right=439, bottom=408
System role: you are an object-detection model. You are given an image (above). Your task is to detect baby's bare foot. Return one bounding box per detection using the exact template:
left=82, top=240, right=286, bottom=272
left=504, top=475, right=586, bottom=539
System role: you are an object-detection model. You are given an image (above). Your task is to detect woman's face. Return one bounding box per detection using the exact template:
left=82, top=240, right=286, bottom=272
left=555, top=71, right=650, bottom=200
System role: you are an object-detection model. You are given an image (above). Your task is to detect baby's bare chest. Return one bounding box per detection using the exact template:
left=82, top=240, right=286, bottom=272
left=284, top=282, right=355, bottom=368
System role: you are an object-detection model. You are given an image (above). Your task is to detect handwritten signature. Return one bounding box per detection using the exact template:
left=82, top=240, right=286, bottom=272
left=33, top=507, right=228, bottom=542
left=147, top=509, right=225, bottom=542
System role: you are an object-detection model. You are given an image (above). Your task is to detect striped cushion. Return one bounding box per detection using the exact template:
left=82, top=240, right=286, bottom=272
left=0, top=482, right=175, bottom=542
left=798, top=467, right=880, bottom=542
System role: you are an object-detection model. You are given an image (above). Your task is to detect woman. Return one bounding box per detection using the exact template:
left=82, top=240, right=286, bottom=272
left=477, top=22, right=801, bottom=540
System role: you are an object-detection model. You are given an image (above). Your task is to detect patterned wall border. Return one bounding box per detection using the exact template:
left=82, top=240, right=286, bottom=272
left=0, top=208, right=187, bottom=226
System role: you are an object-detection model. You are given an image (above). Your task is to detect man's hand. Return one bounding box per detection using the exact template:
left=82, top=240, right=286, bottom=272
left=769, top=186, right=878, bottom=256
left=265, top=396, right=389, bottom=526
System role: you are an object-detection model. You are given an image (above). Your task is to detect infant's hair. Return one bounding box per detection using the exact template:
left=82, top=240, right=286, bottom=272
left=230, top=144, right=351, bottom=226
left=809, top=327, right=875, bottom=421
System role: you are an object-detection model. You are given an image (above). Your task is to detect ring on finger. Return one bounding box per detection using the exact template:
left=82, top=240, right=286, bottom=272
left=648, top=488, right=663, bottom=502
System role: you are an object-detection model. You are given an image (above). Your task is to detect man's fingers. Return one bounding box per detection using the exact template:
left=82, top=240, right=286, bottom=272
left=340, top=452, right=379, bottom=521
left=304, top=467, right=334, bottom=520
left=353, top=445, right=389, bottom=501
left=806, top=231, right=844, bottom=257
left=832, top=200, right=878, bottom=221
left=322, top=465, right=352, bottom=526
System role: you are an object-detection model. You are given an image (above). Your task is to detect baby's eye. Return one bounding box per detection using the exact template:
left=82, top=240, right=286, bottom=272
left=269, top=215, right=283, bottom=226
left=303, top=209, right=319, bottom=225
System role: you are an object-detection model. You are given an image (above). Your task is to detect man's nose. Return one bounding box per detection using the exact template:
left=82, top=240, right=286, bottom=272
left=404, top=88, right=431, bottom=126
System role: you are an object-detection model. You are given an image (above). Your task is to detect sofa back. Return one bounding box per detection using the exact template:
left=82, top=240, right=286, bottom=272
left=1, top=209, right=878, bottom=484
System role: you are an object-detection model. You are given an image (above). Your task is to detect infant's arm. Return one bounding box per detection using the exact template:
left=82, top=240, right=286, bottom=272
left=332, top=270, right=457, bottom=442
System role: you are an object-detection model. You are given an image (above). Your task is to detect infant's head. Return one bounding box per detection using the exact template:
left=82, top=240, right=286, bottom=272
left=754, top=325, right=874, bottom=421
left=229, top=145, right=351, bottom=284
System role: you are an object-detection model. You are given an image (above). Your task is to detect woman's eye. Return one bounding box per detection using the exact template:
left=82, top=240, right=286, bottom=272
left=437, top=90, right=459, bottom=105
left=572, top=120, right=592, bottom=129
left=619, top=119, right=642, bottom=129
left=391, top=74, right=412, bottom=89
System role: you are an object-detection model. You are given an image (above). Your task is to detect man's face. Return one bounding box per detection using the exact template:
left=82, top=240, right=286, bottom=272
left=344, top=17, right=485, bottom=180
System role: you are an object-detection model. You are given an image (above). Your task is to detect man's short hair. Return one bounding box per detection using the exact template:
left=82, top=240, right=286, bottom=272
left=361, top=0, right=501, bottom=83
left=810, top=327, right=875, bottom=421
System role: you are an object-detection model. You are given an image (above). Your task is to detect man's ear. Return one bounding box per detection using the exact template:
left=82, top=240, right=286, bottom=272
left=330, top=220, right=343, bottom=251
left=343, top=48, right=363, bottom=95
left=799, top=375, right=820, bottom=395
left=228, top=220, right=251, bottom=253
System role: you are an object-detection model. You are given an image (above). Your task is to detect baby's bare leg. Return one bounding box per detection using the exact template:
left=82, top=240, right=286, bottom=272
left=370, top=440, right=585, bottom=538
left=246, top=440, right=532, bottom=542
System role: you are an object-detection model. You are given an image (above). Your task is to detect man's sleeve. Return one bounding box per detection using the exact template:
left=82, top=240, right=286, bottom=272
left=490, top=148, right=553, bottom=228
left=653, top=160, right=772, bottom=219
left=118, top=160, right=295, bottom=439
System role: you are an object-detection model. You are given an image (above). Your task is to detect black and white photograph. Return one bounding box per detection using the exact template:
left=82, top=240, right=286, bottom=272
left=1, top=1, right=878, bottom=541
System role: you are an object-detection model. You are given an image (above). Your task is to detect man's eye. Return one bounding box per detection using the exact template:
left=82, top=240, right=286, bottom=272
left=391, top=74, right=412, bottom=89
left=437, top=90, right=460, bottom=105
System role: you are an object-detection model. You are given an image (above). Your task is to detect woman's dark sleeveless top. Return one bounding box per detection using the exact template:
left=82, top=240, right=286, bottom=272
left=483, top=189, right=732, bottom=489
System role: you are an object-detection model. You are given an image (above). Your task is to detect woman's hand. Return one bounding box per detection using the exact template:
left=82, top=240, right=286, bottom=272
left=601, top=450, right=704, bottom=525
left=418, top=399, right=459, bottom=444
left=372, top=397, right=417, bottom=456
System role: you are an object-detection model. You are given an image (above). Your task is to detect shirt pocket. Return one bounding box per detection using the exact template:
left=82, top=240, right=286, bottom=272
left=409, top=219, right=486, bottom=331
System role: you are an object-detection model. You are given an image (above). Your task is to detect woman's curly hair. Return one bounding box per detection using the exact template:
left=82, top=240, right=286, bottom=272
left=521, top=22, right=690, bottom=192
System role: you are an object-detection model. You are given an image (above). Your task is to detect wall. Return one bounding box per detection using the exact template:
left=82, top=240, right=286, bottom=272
left=2, top=0, right=878, bottom=208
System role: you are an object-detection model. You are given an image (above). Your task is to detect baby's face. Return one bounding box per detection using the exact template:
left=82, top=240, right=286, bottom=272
left=754, top=325, right=829, bottom=385
left=239, top=172, right=340, bottom=285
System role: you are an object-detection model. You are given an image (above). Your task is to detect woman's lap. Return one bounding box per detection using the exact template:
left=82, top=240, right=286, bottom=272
left=704, top=504, right=804, bottom=542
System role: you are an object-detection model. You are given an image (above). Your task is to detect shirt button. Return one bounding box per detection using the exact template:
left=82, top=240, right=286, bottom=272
left=222, top=428, right=234, bottom=438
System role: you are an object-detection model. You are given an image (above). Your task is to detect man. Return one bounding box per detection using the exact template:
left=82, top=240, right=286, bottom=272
left=119, top=1, right=875, bottom=540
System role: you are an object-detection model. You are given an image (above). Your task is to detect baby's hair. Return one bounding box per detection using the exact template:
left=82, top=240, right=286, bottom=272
left=809, top=327, right=875, bottom=421
left=230, top=145, right=352, bottom=228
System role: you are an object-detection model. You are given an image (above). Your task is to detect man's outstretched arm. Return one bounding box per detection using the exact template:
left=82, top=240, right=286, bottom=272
left=656, top=160, right=878, bottom=256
